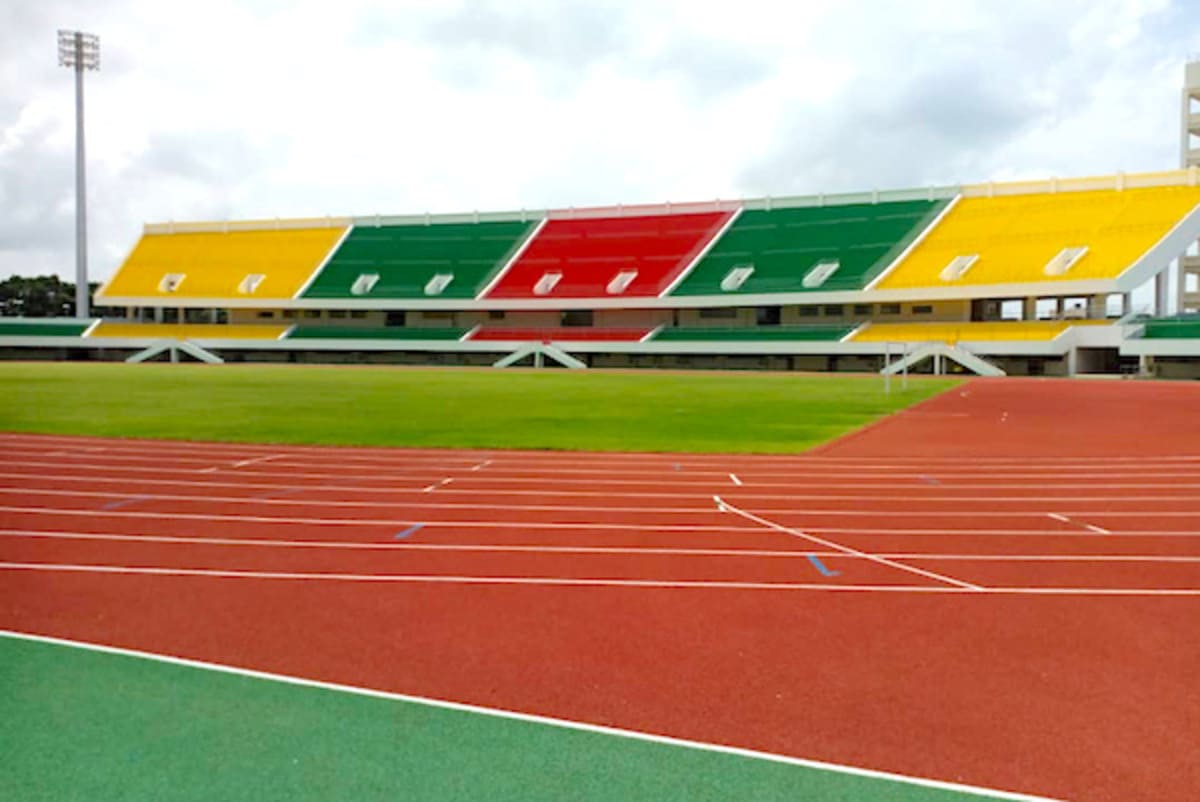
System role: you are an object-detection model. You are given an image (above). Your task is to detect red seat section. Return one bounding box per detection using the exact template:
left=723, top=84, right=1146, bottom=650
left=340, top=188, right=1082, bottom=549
left=469, top=327, right=654, bottom=342
left=482, top=211, right=733, bottom=299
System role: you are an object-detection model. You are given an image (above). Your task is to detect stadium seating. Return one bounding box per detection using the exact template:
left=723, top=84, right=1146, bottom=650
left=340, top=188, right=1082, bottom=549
left=482, top=212, right=732, bottom=299
left=668, top=200, right=946, bottom=296
left=1138, top=316, right=1200, bottom=338
left=874, top=185, right=1200, bottom=289
left=301, top=221, right=535, bottom=300
left=0, top=320, right=92, bottom=337
left=850, top=321, right=1107, bottom=343
left=468, top=327, right=654, bottom=342
left=650, top=325, right=853, bottom=342
left=99, top=227, right=346, bottom=300
left=88, top=322, right=290, bottom=340
left=286, top=326, right=468, bottom=340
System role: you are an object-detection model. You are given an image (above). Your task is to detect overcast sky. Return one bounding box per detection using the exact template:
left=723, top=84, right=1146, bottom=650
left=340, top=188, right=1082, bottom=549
left=2, top=0, right=1198, bottom=284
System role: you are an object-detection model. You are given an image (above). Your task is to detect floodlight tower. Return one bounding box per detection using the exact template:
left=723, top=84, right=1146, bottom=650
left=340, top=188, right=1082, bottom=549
left=57, top=29, right=100, bottom=319
left=1182, top=59, right=1200, bottom=313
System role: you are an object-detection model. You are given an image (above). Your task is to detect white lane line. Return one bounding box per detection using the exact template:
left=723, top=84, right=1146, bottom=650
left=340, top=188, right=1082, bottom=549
left=729, top=474, right=742, bottom=486
left=0, top=505, right=751, bottom=531
left=4, top=529, right=1198, bottom=562
left=4, top=431, right=1197, bottom=465
left=470, top=460, right=492, bottom=472
left=1047, top=513, right=1112, bottom=535
left=713, top=496, right=982, bottom=591
left=10, top=456, right=1200, bottom=484
left=10, top=486, right=1200, bottom=518
left=0, top=630, right=1067, bottom=802
left=231, top=454, right=285, bottom=469
left=10, top=470, right=1200, bottom=502
left=0, top=562, right=1196, bottom=598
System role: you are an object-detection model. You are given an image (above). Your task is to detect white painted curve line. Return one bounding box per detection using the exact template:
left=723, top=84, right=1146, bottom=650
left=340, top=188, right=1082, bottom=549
left=1085, top=524, right=1112, bottom=535
left=470, top=460, right=492, bottom=472
left=1047, top=513, right=1071, bottom=524
left=729, top=473, right=742, bottom=486
left=422, top=478, right=454, bottom=493
left=0, top=630, right=1067, bottom=802
left=715, top=496, right=983, bottom=591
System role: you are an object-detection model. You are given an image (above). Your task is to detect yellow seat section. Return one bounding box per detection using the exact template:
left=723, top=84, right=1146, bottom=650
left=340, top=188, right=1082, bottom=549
left=852, top=321, right=1109, bottom=343
left=90, top=323, right=289, bottom=340
left=100, top=227, right=346, bottom=300
left=875, top=186, right=1200, bottom=289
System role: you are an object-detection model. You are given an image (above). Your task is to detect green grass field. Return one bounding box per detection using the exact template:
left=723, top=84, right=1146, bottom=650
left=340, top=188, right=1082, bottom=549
left=0, top=363, right=957, bottom=453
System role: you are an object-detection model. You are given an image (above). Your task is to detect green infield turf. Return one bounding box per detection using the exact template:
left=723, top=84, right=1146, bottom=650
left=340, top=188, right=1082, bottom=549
left=0, top=634, right=1038, bottom=802
left=0, top=363, right=957, bottom=453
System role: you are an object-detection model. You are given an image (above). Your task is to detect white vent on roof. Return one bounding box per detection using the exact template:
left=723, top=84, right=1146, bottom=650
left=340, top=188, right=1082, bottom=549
left=607, top=270, right=638, bottom=295
left=940, top=255, right=979, bottom=281
left=238, top=273, right=266, bottom=294
left=1043, top=246, right=1089, bottom=277
left=803, top=259, right=840, bottom=288
left=424, top=273, right=454, bottom=296
left=533, top=272, right=562, bottom=296
left=159, top=273, right=186, bottom=293
left=350, top=273, right=380, bottom=296
left=720, top=264, right=755, bottom=292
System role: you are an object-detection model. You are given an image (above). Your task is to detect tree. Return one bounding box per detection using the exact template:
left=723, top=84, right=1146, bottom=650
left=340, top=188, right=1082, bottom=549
left=0, top=276, right=101, bottom=317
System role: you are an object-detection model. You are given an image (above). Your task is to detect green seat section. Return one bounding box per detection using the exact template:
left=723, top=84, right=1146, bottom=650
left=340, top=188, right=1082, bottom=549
left=0, top=319, right=91, bottom=337
left=286, top=326, right=467, bottom=340
left=652, top=326, right=852, bottom=342
left=669, top=200, right=947, bottom=296
left=301, top=220, right=535, bottom=300
left=1140, top=317, right=1200, bottom=338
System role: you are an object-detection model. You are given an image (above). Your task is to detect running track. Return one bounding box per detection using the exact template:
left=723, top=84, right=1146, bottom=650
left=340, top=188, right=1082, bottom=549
left=1, top=377, right=1198, bottom=801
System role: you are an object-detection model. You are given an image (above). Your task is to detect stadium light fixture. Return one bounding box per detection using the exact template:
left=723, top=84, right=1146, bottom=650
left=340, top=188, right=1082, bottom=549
left=57, top=29, right=100, bottom=319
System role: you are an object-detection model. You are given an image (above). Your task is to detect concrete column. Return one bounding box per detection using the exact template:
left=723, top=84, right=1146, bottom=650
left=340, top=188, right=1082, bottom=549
left=1122, top=292, right=1133, bottom=317
left=1155, top=270, right=1171, bottom=315
left=1022, top=297, right=1037, bottom=321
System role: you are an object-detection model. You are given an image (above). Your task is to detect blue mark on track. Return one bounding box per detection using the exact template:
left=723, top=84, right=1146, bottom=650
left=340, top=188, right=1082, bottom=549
left=102, top=496, right=148, bottom=510
left=395, top=524, right=425, bottom=540
left=805, top=555, right=840, bottom=577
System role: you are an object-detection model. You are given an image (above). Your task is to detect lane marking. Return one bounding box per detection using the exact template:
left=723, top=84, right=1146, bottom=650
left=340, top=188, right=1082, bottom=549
left=3, top=529, right=1198, bottom=562
left=0, top=630, right=1066, bottom=802
left=805, top=555, right=840, bottom=577
left=1047, top=513, right=1111, bottom=535
left=231, top=454, right=285, bottom=469
left=3, top=504, right=1197, bottom=537
left=470, top=460, right=492, bottom=472
left=729, top=473, right=742, bottom=486
left=394, top=524, right=424, bottom=540
left=11, top=471, right=1200, bottom=503
left=0, top=562, right=1195, bottom=597
left=713, top=496, right=983, bottom=591
left=918, top=475, right=941, bottom=486
left=8, top=488, right=1200, bottom=517
left=5, top=430, right=1197, bottom=465
left=101, top=496, right=149, bottom=511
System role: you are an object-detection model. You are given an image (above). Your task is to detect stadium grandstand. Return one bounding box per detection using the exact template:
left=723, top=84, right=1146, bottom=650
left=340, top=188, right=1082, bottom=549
left=3, top=166, right=1199, bottom=377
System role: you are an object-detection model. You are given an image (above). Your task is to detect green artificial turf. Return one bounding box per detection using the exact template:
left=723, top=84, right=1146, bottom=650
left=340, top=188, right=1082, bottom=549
left=0, top=634, right=1028, bottom=802
left=0, top=363, right=957, bottom=453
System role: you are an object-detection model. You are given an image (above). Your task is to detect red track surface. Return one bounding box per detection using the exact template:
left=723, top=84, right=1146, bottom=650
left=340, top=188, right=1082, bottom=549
left=2, top=377, right=1199, bottom=801
left=482, top=211, right=732, bottom=298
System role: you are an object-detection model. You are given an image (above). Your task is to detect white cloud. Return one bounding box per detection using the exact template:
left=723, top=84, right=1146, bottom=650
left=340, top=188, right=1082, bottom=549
left=1, top=0, right=1198, bottom=284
